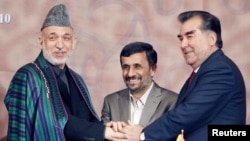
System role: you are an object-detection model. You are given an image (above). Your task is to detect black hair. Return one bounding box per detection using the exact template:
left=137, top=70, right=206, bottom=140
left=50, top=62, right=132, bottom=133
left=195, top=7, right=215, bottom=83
left=120, top=42, right=157, bottom=67
left=178, top=10, right=223, bottom=48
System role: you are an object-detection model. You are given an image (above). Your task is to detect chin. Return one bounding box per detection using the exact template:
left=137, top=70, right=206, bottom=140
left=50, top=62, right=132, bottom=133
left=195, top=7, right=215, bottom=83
left=54, top=60, right=67, bottom=65
left=43, top=51, right=68, bottom=65
left=48, top=58, right=67, bottom=66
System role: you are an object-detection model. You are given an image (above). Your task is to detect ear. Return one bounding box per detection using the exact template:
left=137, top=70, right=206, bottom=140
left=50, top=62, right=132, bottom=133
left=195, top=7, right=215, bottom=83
left=208, top=32, right=217, bottom=46
left=38, top=36, right=43, bottom=49
left=72, top=36, right=77, bottom=49
left=151, top=64, right=157, bottom=77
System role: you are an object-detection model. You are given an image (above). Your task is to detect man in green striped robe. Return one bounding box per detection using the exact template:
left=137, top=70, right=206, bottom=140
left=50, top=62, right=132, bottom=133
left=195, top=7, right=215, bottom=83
left=4, top=4, right=123, bottom=141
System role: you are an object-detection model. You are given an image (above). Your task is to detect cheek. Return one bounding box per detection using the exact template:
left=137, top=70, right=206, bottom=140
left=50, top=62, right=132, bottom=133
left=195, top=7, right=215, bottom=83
left=45, top=46, right=55, bottom=52
left=44, top=42, right=55, bottom=50
left=122, top=70, right=131, bottom=79
left=122, top=71, right=127, bottom=77
left=65, top=42, right=74, bottom=50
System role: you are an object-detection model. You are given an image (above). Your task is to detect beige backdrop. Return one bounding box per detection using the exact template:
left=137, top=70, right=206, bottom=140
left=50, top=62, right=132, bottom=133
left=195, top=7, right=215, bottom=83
left=0, top=0, right=250, bottom=140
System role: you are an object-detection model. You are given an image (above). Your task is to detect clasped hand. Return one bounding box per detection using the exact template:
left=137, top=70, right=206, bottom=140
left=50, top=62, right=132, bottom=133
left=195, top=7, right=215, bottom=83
left=105, top=120, right=144, bottom=141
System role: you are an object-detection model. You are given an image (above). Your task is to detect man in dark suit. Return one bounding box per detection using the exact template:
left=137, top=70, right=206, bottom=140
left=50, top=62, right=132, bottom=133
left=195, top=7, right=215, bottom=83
left=115, top=11, right=246, bottom=141
left=101, top=42, right=178, bottom=127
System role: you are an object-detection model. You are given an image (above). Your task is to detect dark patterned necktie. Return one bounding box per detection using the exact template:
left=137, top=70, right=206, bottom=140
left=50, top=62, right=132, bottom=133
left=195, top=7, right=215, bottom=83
left=188, top=71, right=196, bottom=86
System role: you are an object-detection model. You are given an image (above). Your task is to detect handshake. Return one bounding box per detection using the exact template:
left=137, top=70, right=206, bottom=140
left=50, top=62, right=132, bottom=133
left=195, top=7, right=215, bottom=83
left=104, top=121, right=186, bottom=141
left=104, top=120, right=144, bottom=141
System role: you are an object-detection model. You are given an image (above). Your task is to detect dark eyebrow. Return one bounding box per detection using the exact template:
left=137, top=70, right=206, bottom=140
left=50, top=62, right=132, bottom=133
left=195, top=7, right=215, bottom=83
left=177, top=30, right=196, bottom=39
left=186, top=30, right=196, bottom=36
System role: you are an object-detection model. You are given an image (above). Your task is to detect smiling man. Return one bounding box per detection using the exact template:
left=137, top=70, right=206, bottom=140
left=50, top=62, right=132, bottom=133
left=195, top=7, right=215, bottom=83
left=4, top=3, right=123, bottom=141
left=101, top=42, right=178, bottom=129
left=115, top=11, right=246, bottom=141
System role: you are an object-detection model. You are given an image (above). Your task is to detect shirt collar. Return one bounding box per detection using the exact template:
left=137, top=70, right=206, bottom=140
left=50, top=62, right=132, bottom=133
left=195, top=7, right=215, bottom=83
left=52, top=65, right=67, bottom=77
left=194, top=66, right=200, bottom=73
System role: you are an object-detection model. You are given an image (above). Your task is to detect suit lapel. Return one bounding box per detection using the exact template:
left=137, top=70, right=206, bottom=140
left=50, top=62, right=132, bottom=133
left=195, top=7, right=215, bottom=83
left=119, top=90, right=130, bottom=122
left=177, top=72, right=198, bottom=105
left=176, top=81, right=189, bottom=105
left=177, top=50, right=223, bottom=105
left=139, top=84, right=161, bottom=127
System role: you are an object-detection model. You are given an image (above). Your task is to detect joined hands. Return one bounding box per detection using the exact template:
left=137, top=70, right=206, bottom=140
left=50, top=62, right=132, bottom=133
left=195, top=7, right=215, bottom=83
left=105, top=120, right=144, bottom=141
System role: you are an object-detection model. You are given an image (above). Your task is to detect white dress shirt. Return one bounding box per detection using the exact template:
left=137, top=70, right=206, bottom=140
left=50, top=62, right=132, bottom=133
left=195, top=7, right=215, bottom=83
left=130, top=82, right=154, bottom=124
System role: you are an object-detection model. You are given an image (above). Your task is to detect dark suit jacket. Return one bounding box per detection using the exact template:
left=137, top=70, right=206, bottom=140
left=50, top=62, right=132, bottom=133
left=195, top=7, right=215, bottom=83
left=101, top=82, right=178, bottom=127
left=144, top=49, right=246, bottom=141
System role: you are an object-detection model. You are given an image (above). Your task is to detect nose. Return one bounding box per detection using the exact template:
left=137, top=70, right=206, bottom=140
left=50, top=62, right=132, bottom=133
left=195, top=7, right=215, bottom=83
left=127, top=67, right=136, bottom=77
left=56, top=38, right=64, bottom=49
left=180, top=38, right=188, bottom=49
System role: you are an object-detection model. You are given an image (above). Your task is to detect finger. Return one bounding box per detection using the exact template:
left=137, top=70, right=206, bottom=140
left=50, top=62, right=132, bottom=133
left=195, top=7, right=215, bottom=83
left=106, top=121, right=112, bottom=127
left=117, top=122, right=124, bottom=131
left=112, top=122, right=118, bottom=132
left=121, top=122, right=127, bottom=128
left=127, top=120, right=135, bottom=125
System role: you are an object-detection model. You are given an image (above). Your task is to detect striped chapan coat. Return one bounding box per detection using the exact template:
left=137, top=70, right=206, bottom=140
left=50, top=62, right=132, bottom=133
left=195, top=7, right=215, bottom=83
left=4, top=52, right=99, bottom=141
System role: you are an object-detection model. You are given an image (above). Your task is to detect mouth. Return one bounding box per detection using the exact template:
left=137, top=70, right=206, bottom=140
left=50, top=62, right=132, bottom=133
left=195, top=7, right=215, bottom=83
left=183, top=49, right=192, bottom=54
left=183, top=49, right=194, bottom=58
left=54, top=51, right=66, bottom=57
left=128, top=79, right=139, bottom=83
left=126, top=77, right=141, bottom=85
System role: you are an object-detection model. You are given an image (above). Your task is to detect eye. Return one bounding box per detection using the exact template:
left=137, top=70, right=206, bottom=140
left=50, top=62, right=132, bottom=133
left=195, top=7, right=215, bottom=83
left=64, top=36, right=72, bottom=41
left=122, top=65, right=129, bottom=70
left=48, top=35, right=57, bottom=41
left=178, top=37, right=183, bottom=41
left=187, top=35, right=193, bottom=39
left=134, top=64, right=141, bottom=69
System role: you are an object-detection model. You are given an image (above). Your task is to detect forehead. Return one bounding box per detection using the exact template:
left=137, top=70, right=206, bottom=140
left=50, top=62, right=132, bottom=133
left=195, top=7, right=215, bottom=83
left=179, top=16, right=202, bottom=35
left=121, top=52, right=147, bottom=64
left=42, top=26, right=73, bottom=36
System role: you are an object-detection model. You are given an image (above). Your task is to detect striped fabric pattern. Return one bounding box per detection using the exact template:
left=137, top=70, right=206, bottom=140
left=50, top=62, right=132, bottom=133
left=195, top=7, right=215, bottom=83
left=4, top=52, right=98, bottom=141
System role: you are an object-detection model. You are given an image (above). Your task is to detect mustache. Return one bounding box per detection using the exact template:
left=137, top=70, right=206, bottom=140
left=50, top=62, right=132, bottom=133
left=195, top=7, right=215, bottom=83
left=125, top=76, right=141, bottom=81
left=54, top=49, right=66, bottom=53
